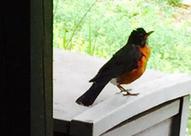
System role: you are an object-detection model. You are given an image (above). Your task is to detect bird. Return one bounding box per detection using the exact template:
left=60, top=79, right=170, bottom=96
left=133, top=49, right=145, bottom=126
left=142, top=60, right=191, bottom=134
left=76, top=27, right=154, bottom=106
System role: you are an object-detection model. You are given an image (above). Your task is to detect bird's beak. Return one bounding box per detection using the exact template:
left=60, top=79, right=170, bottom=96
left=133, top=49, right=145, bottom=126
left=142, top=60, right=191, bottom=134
left=146, top=31, right=154, bottom=36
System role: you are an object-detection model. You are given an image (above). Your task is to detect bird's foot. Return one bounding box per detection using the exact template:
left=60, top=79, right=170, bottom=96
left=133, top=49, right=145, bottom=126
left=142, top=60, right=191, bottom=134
left=121, top=89, right=139, bottom=96
left=122, top=91, right=139, bottom=96
left=120, top=88, right=132, bottom=93
left=117, top=85, right=139, bottom=96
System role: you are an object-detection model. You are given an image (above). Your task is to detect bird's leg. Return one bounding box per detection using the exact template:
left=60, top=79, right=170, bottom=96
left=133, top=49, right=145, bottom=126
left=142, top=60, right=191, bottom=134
left=117, top=85, right=139, bottom=96
left=117, top=85, right=128, bottom=92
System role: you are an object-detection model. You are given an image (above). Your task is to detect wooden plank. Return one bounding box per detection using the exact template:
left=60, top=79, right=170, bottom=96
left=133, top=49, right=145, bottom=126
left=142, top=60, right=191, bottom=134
left=170, top=114, right=180, bottom=136
left=53, top=49, right=167, bottom=133
left=31, top=0, right=45, bottom=133
left=70, top=75, right=191, bottom=136
left=170, top=96, right=190, bottom=136
left=43, top=0, right=53, bottom=135
left=54, top=119, right=70, bottom=134
left=31, top=0, right=53, bottom=135
left=134, top=119, right=172, bottom=136
left=53, top=49, right=167, bottom=122
left=53, top=49, right=191, bottom=135
left=179, top=96, right=190, bottom=136
left=101, top=100, right=180, bottom=136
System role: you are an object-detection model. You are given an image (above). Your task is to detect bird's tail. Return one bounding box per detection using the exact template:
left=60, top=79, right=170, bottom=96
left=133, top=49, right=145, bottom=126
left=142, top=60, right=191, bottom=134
left=75, top=81, right=108, bottom=106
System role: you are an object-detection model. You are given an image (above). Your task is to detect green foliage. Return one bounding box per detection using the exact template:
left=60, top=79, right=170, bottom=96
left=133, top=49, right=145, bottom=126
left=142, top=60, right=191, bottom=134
left=167, top=0, right=181, bottom=6
left=53, top=0, right=191, bottom=74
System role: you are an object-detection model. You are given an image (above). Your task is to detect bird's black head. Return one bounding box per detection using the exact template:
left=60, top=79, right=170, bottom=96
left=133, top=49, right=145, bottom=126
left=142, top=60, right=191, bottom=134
left=127, top=27, right=154, bottom=47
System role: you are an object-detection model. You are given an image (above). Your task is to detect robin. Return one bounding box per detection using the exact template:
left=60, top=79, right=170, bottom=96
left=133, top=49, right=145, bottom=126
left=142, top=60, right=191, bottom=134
left=76, top=27, right=154, bottom=106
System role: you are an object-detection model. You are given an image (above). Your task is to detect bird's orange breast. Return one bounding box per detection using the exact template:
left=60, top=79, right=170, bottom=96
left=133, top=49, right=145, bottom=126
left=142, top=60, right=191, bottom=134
left=117, top=45, right=151, bottom=84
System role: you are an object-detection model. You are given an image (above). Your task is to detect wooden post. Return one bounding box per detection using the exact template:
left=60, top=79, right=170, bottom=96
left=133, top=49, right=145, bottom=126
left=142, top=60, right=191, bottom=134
left=179, top=96, right=190, bottom=136
left=31, top=0, right=53, bottom=135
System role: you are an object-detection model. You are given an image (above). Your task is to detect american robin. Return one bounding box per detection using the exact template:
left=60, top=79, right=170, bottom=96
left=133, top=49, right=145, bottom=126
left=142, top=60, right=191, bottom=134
left=76, top=27, right=154, bottom=106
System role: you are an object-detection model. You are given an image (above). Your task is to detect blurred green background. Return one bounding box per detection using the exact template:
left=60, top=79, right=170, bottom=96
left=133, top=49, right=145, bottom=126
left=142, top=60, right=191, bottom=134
left=53, top=0, right=191, bottom=134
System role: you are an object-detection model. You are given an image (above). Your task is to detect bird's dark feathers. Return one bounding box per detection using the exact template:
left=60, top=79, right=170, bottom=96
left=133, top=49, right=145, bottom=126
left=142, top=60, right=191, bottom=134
left=89, top=28, right=149, bottom=83
left=76, top=27, right=152, bottom=106
left=89, top=44, right=142, bottom=83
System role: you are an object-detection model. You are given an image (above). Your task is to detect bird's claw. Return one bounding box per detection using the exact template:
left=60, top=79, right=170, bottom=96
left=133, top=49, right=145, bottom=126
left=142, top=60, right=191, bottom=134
left=121, top=89, right=139, bottom=96
left=120, top=88, right=132, bottom=93
left=122, top=92, right=139, bottom=96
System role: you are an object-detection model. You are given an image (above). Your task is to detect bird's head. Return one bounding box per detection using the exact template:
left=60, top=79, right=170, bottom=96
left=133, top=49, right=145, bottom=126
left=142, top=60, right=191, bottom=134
left=127, top=27, right=154, bottom=47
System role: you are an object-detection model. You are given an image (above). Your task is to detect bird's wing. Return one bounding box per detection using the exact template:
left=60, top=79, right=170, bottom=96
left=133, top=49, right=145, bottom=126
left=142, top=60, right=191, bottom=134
left=89, top=45, right=142, bottom=83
